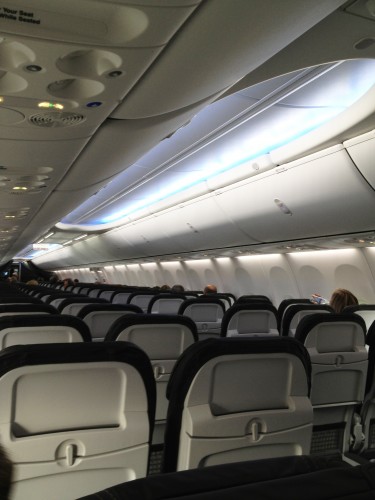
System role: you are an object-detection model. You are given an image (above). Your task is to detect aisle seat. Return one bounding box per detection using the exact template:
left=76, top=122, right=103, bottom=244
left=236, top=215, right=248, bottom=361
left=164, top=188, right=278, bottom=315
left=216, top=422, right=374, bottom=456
left=0, top=342, right=156, bottom=500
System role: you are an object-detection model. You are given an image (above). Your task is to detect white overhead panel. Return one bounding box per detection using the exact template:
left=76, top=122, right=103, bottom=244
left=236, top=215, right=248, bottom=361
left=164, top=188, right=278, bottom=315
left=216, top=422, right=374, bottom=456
left=0, top=0, right=203, bottom=262
left=113, top=0, right=346, bottom=118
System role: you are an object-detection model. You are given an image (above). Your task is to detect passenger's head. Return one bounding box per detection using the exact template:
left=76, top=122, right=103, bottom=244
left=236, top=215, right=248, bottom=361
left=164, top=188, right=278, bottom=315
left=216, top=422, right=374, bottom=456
left=171, top=284, right=184, bottom=293
left=0, top=443, right=12, bottom=499
left=62, top=278, right=73, bottom=289
left=204, top=284, right=217, bottom=294
left=329, top=288, right=358, bottom=313
left=160, top=284, right=171, bottom=291
left=26, top=279, right=38, bottom=286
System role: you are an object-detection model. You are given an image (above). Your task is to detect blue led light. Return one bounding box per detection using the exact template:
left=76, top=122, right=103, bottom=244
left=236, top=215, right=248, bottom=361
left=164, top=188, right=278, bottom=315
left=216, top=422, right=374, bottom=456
left=86, top=102, right=102, bottom=108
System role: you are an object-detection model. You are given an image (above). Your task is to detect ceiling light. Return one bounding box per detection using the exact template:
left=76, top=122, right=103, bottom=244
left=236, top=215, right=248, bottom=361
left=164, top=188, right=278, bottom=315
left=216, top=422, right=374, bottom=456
left=74, top=234, right=87, bottom=241
left=13, top=186, right=28, bottom=191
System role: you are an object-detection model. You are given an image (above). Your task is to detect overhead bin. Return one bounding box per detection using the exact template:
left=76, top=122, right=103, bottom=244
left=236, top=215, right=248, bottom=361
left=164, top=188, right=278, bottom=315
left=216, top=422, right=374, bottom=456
left=344, top=129, right=375, bottom=190
left=34, top=143, right=375, bottom=267
left=215, top=145, right=375, bottom=242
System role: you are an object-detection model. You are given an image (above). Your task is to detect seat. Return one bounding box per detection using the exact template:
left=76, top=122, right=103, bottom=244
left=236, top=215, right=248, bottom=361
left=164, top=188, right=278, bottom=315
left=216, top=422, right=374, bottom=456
left=277, top=298, right=312, bottom=331
left=344, top=304, right=375, bottom=332
left=280, top=303, right=333, bottom=337
left=295, top=313, right=368, bottom=454
left=77, top=304, right=142, bottom=341
left=0, top=296, right=43, bottom=305
left=0, top=314, right=91, bottom=348
left=99, top=290, right=118, bottom=302
left=178, top=297, right=225, bottom=337
left=106, top=313, right=198, bottom=451
left=220, top=303, right=279, bottom=337
left=0, top=342, right=156, bottom=500
left=202, top=293, right=233, bottom=310
left=57, top=297, right=108, bottom=315
left=128, top=292, right=159, bottom=312
left=163, top=336, right=312, bottom=472
left=147, top=293, right=187, bottom=314
left=77, top=455, right=375, bottom=500
left=357, top=322, right=375, bottom=458
left=87, top=288, right=101, bottom=298
left=45, top=293, right=79, bottom=308
left=0, top=304, right=57, bottom=317
left=111, top=291, right=134, bottom=305
left=235, top=295, right=272, bottom=305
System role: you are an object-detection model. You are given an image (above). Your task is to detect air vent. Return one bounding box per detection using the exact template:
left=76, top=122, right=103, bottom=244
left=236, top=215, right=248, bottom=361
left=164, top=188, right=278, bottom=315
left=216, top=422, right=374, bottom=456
left=29, top=112, right=86, bottom=128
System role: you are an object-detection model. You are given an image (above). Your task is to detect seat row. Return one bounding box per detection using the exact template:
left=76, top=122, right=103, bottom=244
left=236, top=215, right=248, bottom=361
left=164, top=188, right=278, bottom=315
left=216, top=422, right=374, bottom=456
left=1, top=326, right=375, bottom=499
left=15, top=283, right=375, bottom=337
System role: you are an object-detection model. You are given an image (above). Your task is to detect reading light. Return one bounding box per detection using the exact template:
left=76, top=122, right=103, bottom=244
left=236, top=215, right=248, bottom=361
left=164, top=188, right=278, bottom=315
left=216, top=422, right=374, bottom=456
left=38, top=102, right=64, bottom=110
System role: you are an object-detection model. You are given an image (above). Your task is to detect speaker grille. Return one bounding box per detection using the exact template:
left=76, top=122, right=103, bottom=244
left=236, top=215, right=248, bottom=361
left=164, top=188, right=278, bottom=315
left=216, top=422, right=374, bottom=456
left=29, top=112, right=86, bottom=127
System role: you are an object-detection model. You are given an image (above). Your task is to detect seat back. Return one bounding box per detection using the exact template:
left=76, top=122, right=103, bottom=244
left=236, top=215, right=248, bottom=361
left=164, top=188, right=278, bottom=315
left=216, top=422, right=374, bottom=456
left=147, top=294, right=186, bottom=314
left=163, top=337, right=312, bottom=472
left=58, top=297, right=108, bottom=315
left=106, top=314, right=198, bottom=446
left=280, top=304, right=333, bottom=337
left=295, top=313, right=368, bottom=454
left=77, top=455, right=375, bottom=500
left=0, top=296, right=43, bottom=305
left=0, top=304, right=57, bottom=317
left=221, top=303, right=278, bottom=337
left=202, top=294, right=233, bottom=310
left=128, top=292, right=159, bottom=312
left=235, top=295, right=272, bottom=305
left=99, top=290, right=118, bottom=302
left=0, top=342, right=156, bottom=500
left=344, top=305, right=375, bottom=332
left=277, top=298, right=312, bottom=331
left=46, top=293, right=79, bottom=308
left=78, top=304, right=142, bottom=341
left=0, top=314, right=91, bottom=348
left=358, top=322, right=375, bottom=456
left=111, top=291, right=133, bottom=304
left=178, top=298, right=225, bottom=337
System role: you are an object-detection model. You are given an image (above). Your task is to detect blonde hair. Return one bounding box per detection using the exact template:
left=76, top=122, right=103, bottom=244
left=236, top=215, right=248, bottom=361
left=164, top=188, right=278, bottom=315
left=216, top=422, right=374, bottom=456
left=329, top=288, right=358, bottom=313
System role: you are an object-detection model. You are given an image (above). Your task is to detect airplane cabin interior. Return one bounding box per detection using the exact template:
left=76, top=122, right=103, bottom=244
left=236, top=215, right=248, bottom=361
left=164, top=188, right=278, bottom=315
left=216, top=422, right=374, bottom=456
left=1, top=0, right=375, bottom=498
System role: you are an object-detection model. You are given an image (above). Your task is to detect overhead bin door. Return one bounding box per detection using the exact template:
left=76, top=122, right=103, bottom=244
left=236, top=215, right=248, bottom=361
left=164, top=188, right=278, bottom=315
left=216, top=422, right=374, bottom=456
left=344, top=130, right=375, bottom=190
left=214, top=145, right=375, bottom=242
